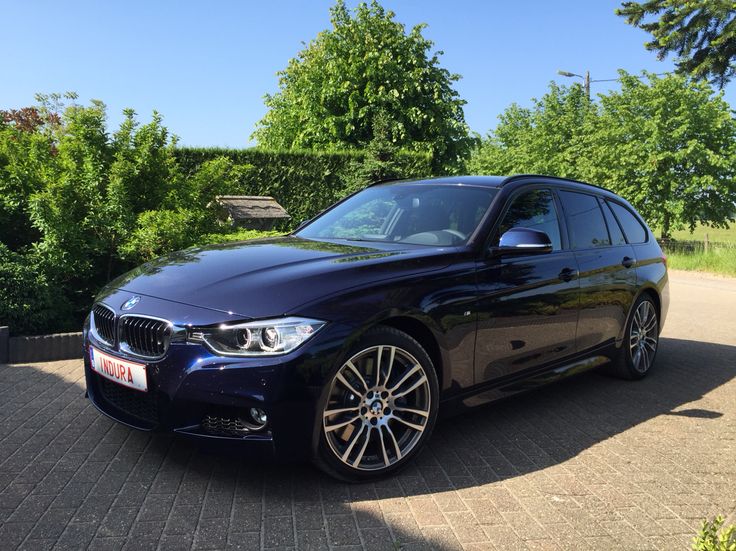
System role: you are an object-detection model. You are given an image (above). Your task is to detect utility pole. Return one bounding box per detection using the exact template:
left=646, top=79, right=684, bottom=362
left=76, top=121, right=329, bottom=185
left=584, top=70, right=590, bottom=100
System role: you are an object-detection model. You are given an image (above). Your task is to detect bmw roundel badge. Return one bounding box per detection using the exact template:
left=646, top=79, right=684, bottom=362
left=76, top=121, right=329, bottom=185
left=121, top=296, right=141, bottom=311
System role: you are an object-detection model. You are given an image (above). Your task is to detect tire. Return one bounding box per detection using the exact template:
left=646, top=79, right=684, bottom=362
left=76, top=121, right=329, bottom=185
left=610, top=294, right=660, bottom=380
left=314, top=326, right=439, bottom=482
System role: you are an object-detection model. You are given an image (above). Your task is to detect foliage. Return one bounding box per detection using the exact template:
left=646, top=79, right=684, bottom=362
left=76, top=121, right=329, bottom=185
left=342, top=109, right=413, bottom=194
left=1, top=106, right=60, bottom=133
left=174, top=146, right=432, bottom=224
left=118, top=209, right=203, bottom=264
left=617, top=1, right=736, bottom=88
left=119, top=156, right=253, bottom=263
left=466, top=82, right=595, bottom=178
left=691, top=516, right=736, bottom=551
left=0, top=113, right=56, bottom=250
left=468, top=73, right=736, bottom=239
left=252, top=0, right=472, bottom=170
left=0, top=244, right=75, bottom=336
left=27, top=99, right=186, bottom=305
left=584, top=71, right=736, bottom=238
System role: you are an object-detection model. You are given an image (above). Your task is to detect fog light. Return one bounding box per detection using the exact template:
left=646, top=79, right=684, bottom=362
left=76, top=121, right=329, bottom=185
left=249, top=407, right=268, bottom=427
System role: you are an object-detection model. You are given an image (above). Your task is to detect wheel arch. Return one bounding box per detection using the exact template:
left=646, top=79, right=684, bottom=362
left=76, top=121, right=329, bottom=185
left=618, top=285, right=662, bottom=345
left=640, top=287, right=661, bottom=321
left=377, top=316, right=446, bottom=392
left=310, top=313, right=446, bottom=458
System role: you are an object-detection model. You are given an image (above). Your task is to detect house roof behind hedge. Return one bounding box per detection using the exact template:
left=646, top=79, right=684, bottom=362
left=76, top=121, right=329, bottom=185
left=215, top=195, right=290, bottom=221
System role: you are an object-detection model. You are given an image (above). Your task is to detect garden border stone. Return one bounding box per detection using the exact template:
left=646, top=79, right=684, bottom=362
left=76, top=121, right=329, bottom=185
left=0, top=326, right=8, bottom=363
left=3, top=329, right=83, bottom=364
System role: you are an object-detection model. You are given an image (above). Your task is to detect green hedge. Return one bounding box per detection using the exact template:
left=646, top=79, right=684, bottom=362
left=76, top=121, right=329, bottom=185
left=174, top=147, right=434, bottom=225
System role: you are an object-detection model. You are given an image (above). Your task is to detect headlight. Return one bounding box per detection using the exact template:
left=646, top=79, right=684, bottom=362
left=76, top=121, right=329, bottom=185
left=189, top=317, right=325, bottom=356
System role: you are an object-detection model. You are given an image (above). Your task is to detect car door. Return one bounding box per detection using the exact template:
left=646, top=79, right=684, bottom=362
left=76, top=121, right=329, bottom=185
left=556, top=190, right=638, bottom=351
left=474, top=187, right=580, bottom=384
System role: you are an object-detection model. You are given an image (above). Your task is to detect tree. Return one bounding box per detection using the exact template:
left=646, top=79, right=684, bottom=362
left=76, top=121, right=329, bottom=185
left=252, top=0, right=472, bottom=170
left=617, top=1, right=736, bottom=88
left=0, top=111, right=57, bottom=251
left=342, top=109, right=409, bottom=193
left=467, top=82, right=596, bottom=178
left=582, top=71, right=736, bottom=238
left=470, top=73, right=736, bottom=239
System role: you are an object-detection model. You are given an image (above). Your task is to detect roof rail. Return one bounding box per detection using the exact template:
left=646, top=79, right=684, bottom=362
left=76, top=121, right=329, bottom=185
left=501, top=174, right=615, bottom=193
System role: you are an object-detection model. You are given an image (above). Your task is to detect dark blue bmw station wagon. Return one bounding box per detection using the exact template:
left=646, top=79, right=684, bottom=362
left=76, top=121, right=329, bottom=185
left=84, top=175, right=669, bottom=480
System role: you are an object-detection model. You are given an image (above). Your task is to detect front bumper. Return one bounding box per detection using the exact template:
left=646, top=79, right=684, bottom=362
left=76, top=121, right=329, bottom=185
left=83, top=320, right=353, bottom=460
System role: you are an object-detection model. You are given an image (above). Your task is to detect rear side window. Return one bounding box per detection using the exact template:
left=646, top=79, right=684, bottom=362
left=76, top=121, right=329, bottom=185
left=558, top=190, right=611, bottom=249
left=608, top=201, right=648, bottom=244
left=600, top=200, right=627, bottom=246
left=495, top=189, right=562, bottom=250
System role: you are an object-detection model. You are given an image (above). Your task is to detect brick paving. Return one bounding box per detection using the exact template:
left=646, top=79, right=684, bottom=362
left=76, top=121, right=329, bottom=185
left=1, top=270, right=735, bottom=550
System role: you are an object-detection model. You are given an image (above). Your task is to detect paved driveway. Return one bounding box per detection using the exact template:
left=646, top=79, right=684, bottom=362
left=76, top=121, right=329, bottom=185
left=1, top=270, right=734, bottom=550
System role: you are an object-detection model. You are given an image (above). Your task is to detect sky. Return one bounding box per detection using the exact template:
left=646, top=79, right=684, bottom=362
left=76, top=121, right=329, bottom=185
left=2, top=0, right=734, bottom=147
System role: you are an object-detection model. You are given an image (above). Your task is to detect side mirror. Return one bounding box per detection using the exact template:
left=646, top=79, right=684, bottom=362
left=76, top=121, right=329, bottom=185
left=494, top=227, right=553, bottom=255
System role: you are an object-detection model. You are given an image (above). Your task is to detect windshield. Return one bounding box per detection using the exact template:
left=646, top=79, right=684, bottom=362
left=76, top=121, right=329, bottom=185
left=296, top=184, right=498, bottom=246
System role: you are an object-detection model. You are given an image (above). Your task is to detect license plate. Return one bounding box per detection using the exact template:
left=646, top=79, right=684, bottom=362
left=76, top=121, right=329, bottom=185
left=90, top=346, right=148, bottom=392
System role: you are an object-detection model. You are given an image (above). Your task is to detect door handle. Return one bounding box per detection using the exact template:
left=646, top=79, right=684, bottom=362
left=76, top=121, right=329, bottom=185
left=558, top=267, right=578, bottom=282
left=622, top=256, right=635, bottom=268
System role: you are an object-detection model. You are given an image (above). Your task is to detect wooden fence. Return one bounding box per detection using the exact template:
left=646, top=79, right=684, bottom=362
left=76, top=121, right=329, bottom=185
left=658, top=236, right=736, bottom=254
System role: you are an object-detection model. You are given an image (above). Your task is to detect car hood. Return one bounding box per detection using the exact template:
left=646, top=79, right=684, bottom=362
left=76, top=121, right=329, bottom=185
left=101, top=236, right=455, bottom=319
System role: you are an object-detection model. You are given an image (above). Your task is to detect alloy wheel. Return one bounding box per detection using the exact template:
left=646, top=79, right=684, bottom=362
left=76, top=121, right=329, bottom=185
left=629, top=300, right=658, bottom=373
left=322, top=345, right=431, bottom=472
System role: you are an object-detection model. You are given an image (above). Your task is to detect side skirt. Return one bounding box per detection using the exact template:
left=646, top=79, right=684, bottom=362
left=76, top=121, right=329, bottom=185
left=439, top=347, right=614, bottom=418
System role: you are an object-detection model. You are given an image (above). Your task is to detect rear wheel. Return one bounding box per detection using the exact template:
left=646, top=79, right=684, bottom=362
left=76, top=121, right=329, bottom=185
left=611, top=295, right=659, bottom=380
left=315, top=327, right=439, bottom=481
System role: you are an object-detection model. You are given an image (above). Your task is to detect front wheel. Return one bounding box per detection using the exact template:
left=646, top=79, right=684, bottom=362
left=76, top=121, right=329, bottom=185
left=315, top=327, right=439, bottom=481
left=611, top=295, right=660, bottom=380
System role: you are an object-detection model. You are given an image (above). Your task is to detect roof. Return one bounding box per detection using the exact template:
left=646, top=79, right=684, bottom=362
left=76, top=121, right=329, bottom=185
left=215, top=195, right=290, bottom=220
left=371, top=175, right=506, bottom=188
left=370, top=174, right=614, bottom=193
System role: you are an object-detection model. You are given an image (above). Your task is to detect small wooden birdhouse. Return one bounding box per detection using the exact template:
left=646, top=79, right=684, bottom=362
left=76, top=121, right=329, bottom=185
left=214, top=195, right=291, bottom=230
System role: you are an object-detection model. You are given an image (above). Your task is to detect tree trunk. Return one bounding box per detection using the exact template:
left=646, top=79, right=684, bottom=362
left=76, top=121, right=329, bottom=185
left=661, top=212, right=670, bottom=240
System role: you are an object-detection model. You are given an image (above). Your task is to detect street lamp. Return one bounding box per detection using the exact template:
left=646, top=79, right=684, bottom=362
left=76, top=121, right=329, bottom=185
left=557, top=69, right=590, bottom=99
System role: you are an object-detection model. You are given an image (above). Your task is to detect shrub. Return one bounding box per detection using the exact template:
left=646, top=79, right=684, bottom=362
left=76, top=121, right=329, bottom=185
left=692, top=516, right=736, bottom=551
left=119, top=156, right=255, bottom=263
left=0, top=244, right=74, bottom=336
left=119, top=209, right=204, bottom=263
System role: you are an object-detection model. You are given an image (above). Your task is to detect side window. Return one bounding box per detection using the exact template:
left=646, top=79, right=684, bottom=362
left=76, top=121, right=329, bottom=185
left=558, top=190, right=611, bottom=249
left=608, top=201, right=648, bottom=244
left=495, top=189, right=562, bottom=250
left=600, top=200, right=626, bottom=245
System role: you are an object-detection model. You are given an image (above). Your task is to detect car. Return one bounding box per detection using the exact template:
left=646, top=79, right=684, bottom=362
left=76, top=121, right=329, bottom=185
left=83, top=174, right=669, bottom=481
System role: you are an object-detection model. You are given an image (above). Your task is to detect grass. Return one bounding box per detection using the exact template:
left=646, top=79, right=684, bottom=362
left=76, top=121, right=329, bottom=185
left=666, top=248, right=736, bottom=277
left=656, top=223, right=736, bottom=244
left=651, top=223, right=736, bottom=277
